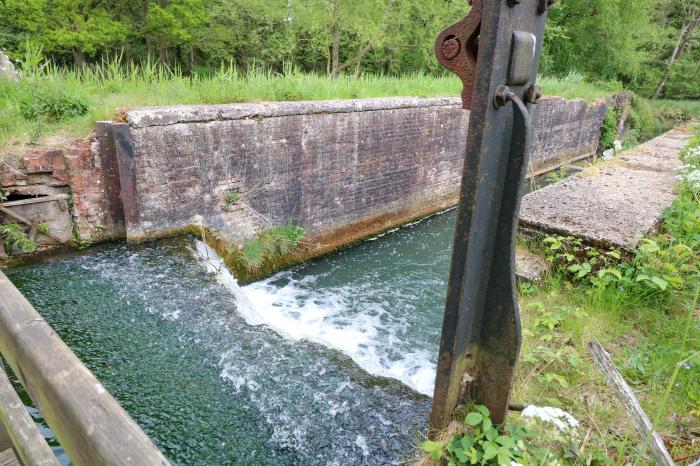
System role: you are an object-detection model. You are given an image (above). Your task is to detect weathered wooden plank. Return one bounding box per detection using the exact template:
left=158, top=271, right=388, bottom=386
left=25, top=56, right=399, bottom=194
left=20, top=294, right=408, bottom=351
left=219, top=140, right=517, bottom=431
left=0, top=207, right=63, bottom=244
left=0, top=271, right=170, bottom=466
left=0, top=448, right=20, bottom=466
left=0, top=364, right=59, bottom=465
left=28, top=219, right=38, bottom=242
left=0, top=195, right=69, bottom=208
left=588, top=338, right=675, bottom=466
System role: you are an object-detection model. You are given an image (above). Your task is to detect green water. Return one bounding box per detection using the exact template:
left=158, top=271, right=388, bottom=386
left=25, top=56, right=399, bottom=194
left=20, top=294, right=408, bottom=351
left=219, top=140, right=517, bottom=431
left=6, top=210, right=459, bottom=465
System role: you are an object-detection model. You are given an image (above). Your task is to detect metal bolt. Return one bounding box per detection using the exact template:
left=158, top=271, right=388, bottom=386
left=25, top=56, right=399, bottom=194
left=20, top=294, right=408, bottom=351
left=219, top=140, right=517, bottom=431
left=493, top=86, right=512, bottom=108
left=442, top=37, right=461, bottom=61
left=525, top=85, right=542, bottom=104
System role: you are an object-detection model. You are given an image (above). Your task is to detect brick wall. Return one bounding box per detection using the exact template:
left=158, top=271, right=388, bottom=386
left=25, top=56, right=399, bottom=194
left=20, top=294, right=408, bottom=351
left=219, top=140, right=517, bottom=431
left=113, top=96, right=608, bottom=248
left=0, top=133, right=124, bottom=247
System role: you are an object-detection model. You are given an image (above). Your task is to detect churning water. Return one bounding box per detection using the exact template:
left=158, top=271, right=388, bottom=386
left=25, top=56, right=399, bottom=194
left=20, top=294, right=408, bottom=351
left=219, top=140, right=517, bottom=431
left=6, top=210, right=457, bottom=465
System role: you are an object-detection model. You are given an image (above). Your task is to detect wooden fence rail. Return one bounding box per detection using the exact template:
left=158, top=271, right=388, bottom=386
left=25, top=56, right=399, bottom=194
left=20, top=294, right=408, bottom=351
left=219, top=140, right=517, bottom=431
left=0, top=270, right=170, bottom=466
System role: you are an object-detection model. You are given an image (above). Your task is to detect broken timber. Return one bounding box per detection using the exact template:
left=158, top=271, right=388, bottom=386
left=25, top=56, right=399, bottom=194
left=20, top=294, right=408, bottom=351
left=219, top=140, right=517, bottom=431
left=589, top=338, right=675, bottom=466
left=0, top=195, right=68, bottom=247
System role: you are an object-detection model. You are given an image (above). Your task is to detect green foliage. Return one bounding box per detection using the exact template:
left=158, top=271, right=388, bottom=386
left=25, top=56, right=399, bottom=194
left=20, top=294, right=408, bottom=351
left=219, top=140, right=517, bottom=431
left=0, top=56, right=620, bottom=148
left=0, top=223, right=36, bottom=253
left=221, top=191, right=240, bottom=212
left=37, top=223, right=49, bottom=234
left=238, top=221, right=305, bottom=271
left=599, top=107, right=618, bottom=151
left=542, top=233, right=694, bottom=304
left=224, top=193, right=240, bottom=204
left=0, top=0, right=696, bottom=99
left=421, top=404, right=599, bottom=465
left=627, top=95, right=654, bottom=142
left=18, top=85, right=88, bottom=122
left=543, top=131, right=700, bottom=306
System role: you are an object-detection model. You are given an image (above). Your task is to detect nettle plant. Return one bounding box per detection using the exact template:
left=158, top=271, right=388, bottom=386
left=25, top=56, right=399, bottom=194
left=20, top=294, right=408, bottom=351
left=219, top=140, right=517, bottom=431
left=423, top=405, right=532, bottom=465
left=542, top=234, right=692, bottom=297
left=421, top=404, right=596, bottom=466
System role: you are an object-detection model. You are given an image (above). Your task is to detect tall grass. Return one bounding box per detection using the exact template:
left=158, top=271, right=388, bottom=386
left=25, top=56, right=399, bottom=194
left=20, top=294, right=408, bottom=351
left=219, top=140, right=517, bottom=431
left=0, top=55, right=621, bottom=150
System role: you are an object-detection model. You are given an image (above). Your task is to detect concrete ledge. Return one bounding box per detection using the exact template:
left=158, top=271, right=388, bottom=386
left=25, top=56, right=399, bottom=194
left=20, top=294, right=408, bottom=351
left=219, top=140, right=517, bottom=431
left=519, top=126, right=693, bottom=251
left=127, top=97, right=462, bottom=128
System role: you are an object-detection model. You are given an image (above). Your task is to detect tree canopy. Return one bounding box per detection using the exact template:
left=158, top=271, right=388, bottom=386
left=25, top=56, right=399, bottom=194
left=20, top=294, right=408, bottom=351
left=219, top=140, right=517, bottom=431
left=1, top=0, right=698, bottom=98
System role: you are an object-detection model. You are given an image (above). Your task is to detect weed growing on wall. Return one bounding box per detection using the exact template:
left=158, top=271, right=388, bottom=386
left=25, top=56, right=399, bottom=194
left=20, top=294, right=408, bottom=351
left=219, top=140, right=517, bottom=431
left=221, top=191, right=240, bottom=212
left=237, top=220, right=305, bottom=272
left=0, top=223, right=36, bottom=253
left=599, top=107, right=618, bottom=151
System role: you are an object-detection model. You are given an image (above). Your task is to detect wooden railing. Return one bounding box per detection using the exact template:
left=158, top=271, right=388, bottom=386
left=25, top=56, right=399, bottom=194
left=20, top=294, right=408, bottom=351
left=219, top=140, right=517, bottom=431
left=0, top=270, right=169, bottom=465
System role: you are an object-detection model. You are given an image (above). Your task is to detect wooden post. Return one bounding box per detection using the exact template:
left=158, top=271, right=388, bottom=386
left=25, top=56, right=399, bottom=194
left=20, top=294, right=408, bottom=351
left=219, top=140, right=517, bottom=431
left=589, top=338, right=675, bottom=466
left=0, top=271, right=170, bottom=466
left=28, top=219, right=38, bottom=243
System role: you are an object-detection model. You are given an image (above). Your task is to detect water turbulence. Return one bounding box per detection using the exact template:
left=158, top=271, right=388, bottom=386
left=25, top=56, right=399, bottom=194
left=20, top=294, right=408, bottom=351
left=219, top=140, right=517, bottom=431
left=6, top=210, right=457, bottom=465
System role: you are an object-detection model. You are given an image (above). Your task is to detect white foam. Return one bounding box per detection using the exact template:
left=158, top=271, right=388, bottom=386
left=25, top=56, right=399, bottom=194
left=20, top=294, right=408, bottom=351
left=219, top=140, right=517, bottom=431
left=521, top=405, right=580, bottom=431
left=194, top=241, right=437, bottom=396
left=355, top=435, right=369, bottom=457
left=194, top=241, right=264, bottom=326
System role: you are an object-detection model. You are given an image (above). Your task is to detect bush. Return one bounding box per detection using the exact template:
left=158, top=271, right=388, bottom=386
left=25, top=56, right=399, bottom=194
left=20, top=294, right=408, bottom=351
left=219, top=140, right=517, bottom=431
left=627, top=95, right=654, bottom=141
left=0, top=223, right=36, bottom=253
left=599, top=107, right=618, bottom=151
left=18, top=86, right=89, bottom=122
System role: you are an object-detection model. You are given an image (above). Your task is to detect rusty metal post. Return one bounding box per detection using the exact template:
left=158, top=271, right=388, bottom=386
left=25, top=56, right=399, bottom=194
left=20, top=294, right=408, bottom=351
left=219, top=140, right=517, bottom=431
left=430, top=0, right=552, bottom=431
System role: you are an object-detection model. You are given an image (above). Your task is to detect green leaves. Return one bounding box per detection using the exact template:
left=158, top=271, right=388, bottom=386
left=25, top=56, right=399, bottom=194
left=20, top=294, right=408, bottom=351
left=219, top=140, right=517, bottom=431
left=421, top=439, right=444, bottom=460
left=0, top=223, right=36, bottom=253
left=465, top=412, right=483, bottom=426
left=440, top=405, right=533, bottom=465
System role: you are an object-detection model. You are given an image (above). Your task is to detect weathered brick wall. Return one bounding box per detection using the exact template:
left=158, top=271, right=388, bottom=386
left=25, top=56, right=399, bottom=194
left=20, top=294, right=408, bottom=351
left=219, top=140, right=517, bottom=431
left=528, top=97, right=608, bottom=175
left=114, top=98, right=466, bottom=243
left=0, top=133, right=125, bottom=249
left=113, top=96, right=608, bottom=247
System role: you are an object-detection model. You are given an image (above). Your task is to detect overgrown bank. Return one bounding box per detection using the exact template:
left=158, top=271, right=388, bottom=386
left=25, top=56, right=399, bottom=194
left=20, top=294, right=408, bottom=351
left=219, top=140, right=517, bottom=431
left=3, top=49, right=695, bottom=152
left=420, top=127, right=700, bottom=464
left=0, top=54, right=618, bottom=151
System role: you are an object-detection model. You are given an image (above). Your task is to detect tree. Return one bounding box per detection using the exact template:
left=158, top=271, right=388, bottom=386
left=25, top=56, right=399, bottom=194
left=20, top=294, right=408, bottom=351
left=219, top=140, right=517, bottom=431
left=40, top=0, right=128, bottom=66
left=143, top=0, right=209, bottom=67
left=541, top=0, right=660, bottom=84
left=652, top=0, right=700, bottom=99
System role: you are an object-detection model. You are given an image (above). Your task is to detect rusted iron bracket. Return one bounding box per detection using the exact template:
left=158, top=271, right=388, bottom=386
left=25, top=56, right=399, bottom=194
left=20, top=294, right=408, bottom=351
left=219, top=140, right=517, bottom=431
left=431, top=0, right=552, bottom=431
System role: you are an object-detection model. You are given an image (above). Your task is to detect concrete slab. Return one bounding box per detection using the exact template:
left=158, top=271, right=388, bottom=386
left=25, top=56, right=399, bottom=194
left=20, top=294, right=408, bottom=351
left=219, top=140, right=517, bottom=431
left=519, top=126, right=695, bottom=251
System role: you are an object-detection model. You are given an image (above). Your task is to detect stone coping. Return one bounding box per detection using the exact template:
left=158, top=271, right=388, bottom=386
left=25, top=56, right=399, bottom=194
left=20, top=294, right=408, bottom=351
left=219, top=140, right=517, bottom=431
left=123, top=95, right=586, bottom=129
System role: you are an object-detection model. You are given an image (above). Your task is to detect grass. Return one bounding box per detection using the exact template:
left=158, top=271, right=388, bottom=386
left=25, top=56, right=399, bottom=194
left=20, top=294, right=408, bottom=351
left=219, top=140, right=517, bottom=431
left=422, top=127, right=700, bottom=465
left=0, top=55, right=624, bottom=152
left=514, top=129, right=700, bottom=463
left=650, top=99, right=700, bottom=118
